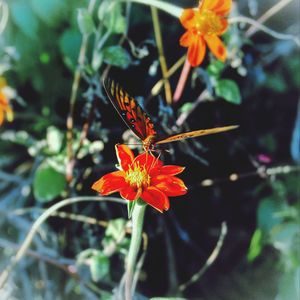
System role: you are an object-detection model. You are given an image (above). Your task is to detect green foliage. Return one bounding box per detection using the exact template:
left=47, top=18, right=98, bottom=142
left=77, top=8, right=95, bottom=36
left=215, top=79, right=241, bottom=104
left=102, top=45, right=131, bottom=69
left=33, top=160, right=67, bottom=202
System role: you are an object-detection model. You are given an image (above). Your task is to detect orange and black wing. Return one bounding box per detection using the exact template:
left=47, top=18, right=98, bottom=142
left=155, top=125, right=239, bottom=145
left=103, top=78, right=157, bottom=141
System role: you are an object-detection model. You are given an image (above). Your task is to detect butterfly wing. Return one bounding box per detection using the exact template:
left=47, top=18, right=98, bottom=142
left=103, top=78, right=157, bottom=141
left=155, top=125, right=239, bottom=145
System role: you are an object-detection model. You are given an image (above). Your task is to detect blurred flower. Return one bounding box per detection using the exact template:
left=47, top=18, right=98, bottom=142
left=179, top=0, right=232, bottom=67
left=0, top=77, right=14, bottom=126
left=92, top=144, right=187, bottom=212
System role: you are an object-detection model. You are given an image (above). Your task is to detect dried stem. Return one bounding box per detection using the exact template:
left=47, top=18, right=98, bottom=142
left=179, top=222, right=228, bottom=292
left=246, top=0, right=295, bottom=37
left=151, top=6, right=172, bottom=104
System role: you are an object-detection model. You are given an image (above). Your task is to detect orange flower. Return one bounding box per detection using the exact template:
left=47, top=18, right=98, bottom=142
left=92, top=144, right=187, bottom=212
left=0, top=77, right=13, bottom=126
left=179, top=0, right=232, bottom=67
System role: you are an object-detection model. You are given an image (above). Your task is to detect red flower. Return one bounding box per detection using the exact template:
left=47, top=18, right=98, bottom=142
left=179, top=0, right=232, bottom=67
left=92, top=144, right=187, bottom=212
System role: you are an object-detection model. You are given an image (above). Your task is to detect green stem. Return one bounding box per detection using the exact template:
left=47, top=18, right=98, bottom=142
left=125, top=201, right=147, bottom=300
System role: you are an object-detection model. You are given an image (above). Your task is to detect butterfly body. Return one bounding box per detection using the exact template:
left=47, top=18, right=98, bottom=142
left=103, top=78, right=238, bottom=151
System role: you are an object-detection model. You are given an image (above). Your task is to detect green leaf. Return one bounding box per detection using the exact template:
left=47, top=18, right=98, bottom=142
left=46, top=126, right=63, bottom=154
left=77, top=8, right=95, bottom=36
left=31, top=0, right=67, bottom=27
left=207, top=60, right=225, bottom=77
left=11, top=1, right=39, bottom=40
left=247, top=229, right=263, bottom=262
left=33, top=161, right=66, bottom=202
left=215, top=79, right=241, bottom=104
left=179, top=102, right=194, bottom=114
left=257, top=198, right=285, bottom=233
left=105, top=218, right=126, bottom=240
left=90, top=252, right=110, bottom=282
left=102, top=46, right=131, bottom=69
left=59, top=29, right=81, bottom=70
left=100, top=2, right=126, bottom=34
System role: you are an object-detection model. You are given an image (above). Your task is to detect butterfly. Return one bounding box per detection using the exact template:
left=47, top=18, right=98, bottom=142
left=103, top=78, right=238, bottom=151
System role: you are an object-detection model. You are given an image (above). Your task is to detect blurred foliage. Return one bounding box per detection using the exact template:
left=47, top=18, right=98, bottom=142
left=0, top=0, right=299, bottom=299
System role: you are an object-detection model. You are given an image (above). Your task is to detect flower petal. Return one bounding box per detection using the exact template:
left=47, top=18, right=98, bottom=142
left=204, top=35, right=227, bottom=61
left=179, top=8, right=196, bottom=29
left=142, top=186, right=169, bottom=213
left=180, top=31, right=193, bottom=47
left=213, top=0, right=232, bottom=16
left=115, top=144, right=134, bottom=171
left=120, top=186, right=139, bottom=201
left=135, top=152, right=163, bottom=171
left=151, top=175, right=187, bottom=197
left=187, top=36, right=206, bottom=67
left=150, top=165, right=185, bottom=177
left=200, top=0, right=232, bottom=16
left=92, top=171, right=126, bottom=195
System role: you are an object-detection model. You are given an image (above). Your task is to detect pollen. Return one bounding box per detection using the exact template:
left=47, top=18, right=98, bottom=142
left=125, top=163, right=150, bottom=189
left=193, top=10, right=224, bottom=35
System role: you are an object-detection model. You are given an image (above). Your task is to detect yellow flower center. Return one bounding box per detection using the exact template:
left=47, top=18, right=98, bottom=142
left=125, top=163, right=150, bottom=189
left=193, top=10, right=224, bottom=36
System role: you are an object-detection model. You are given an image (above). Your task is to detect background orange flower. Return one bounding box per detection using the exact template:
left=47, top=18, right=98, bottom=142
left=0, top=77, right=13, bottom=126
left=92, top=144, right=187, bottom=212
left=179, top=0, right=232, bottom=67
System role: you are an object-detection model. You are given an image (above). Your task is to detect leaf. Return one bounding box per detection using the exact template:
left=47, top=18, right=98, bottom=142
left=215, top=79, right=241, bottom=104
left=100, top=2, right=126, bottom=34
left=46, top=126, right=63, bottom=154
left=33, top=161, right=66, bottom=202
left=102, top=46, right=131, bottom=69
left=10, top=1, right=39, bottom=40
left=59, top=29, right=81, bottom=70
left=90, top=252, right=110, bottom=282
left=179, top=102, right=194, bottom=114
left=247, top=229, right=263, bottom=262
left=105, top=218, right=126, bottom=240
left=77, top=8, right=95, bottom=36
left=207, top=60, right=225, bottom=77
left=31, top=0, right=67, bottom=27
left=257, top=198, right=285, bottom=233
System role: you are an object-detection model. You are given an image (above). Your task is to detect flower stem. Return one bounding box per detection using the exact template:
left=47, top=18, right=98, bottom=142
left=125, top=201, right=146, bottom=300
left=173, top=58, right=191, bottom=103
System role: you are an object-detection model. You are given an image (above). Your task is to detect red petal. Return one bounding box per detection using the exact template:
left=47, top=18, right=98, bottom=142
left=135, top=152, right=163, bottom=171
left=92, top=171, right=126, bottom=195
left=179, top=8, right=196, bottom=29
left=115, top=144, right=134, bottom=171
left=187, top=36, right=206, bottom=67
left=205, top=35, right=227, bottom=62
left=141, top=187, right=169, bottom=213
left=120, top=186, right=139, bottom=201
left=151, top=175, right=187, bottom=197
left=180, top=31, right=193, bottom=47
left=150, top=165, right=185, bottom=177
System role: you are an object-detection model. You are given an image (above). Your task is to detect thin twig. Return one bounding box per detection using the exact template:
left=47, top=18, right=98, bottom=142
left=229, top=16, right=300, bottom=46
left=176, top=89, right=211, bottom=127
left=150, top=55, right=186, bottom=98
left=246, top=0, right=295, bottom=37
left=151, top=6, right=172, bottom=104
left=66, top=0, right=97, bottom=182
left=179, top=222, right=228, bottom=292
left=0, top=196, right=126, bottom=289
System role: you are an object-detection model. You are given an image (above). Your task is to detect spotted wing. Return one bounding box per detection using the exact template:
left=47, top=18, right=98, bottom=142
left=103, top=78, right=157, bottom=141
left=155, top=125, right=239, bottom=145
